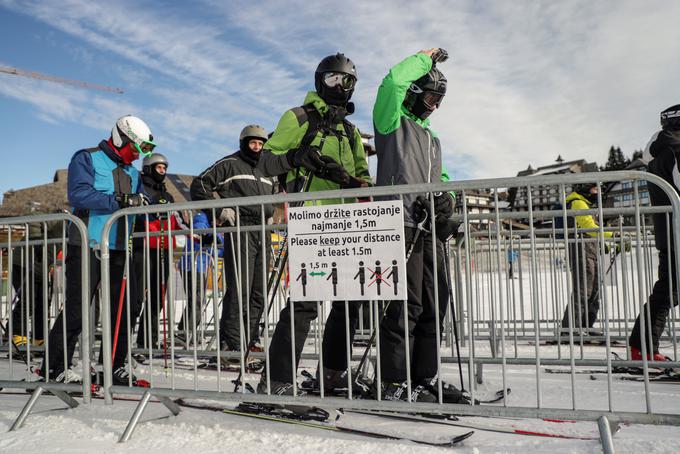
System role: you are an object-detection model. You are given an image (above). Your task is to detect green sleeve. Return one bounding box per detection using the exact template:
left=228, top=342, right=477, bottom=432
left=263, top=110, right=306, bottom=155
left=441, top=163, right=455, bottom=199
left=351, top=127, right=371, bottom=184
left=373, top=53, right=433, bottom=135
left=258, top=110, right=307, bottom=177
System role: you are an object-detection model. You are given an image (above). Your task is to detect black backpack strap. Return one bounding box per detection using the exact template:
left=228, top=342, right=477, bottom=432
left=342, top=119, right=357, bottom=152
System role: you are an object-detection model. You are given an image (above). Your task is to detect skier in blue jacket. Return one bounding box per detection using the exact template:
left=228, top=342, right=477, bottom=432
left=41, top=115, right=154, bottom=385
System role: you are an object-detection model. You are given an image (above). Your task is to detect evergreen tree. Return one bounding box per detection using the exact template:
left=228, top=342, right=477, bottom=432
left=631, top=149, right=643, bottom=161
left=601, top=146, right=629, bottom=171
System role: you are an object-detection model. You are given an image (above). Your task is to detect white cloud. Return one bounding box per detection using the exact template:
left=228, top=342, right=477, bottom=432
left=2, top=0, right=680, bottom=182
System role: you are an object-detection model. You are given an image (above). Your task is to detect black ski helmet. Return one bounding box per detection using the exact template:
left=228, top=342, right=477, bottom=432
left=314, top=53, right=357, bottom=106
left=142, top=153, right=169, bottom=184
left=661, top=104, right=680, bottom=131
left=403, top=67, right=447, bottom=120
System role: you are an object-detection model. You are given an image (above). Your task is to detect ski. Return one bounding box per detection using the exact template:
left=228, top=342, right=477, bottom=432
left=544, top=366, right=664, bottom=376
left=617, top=372, right=680, bottom=383
left=176, top=399, right=474, bottom=447
left=343, top=409, right=607, bottom=440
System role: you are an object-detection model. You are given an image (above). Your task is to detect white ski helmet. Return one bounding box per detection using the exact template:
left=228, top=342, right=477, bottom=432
left=111, top=115, right=156, bottom=156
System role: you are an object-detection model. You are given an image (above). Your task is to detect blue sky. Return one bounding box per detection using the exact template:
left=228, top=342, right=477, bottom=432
left=1, top=0, right=680, bottom=204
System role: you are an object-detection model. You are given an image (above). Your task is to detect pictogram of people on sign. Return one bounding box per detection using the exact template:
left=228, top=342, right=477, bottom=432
left=354, top=260, right=366, bottom=295
left=385, top=259, right=399, bottom=295
left=296, top=263, right=308, bottom=297
left=368, top=260, right=390, bottom=296
left=327, top=262, right=338, bottom=296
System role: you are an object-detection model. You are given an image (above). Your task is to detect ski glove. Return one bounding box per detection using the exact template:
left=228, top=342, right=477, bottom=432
left=434, top=192, right=455, bottom=220
left=219, top=207, right=236, bottom=226
left=315, top=155, right=350, bottom=185
left=413, top=196, right=431, bottom=226
left=287, top=145, right=325, bottom=173
left=341, top=176, right=370, bottom=189
left=116, top=193, right=150, bottom=208
left=431, top=48, right=449, bottom=64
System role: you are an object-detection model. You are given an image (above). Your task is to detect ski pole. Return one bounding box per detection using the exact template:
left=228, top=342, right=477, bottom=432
left=111, top=275, right=127, bottom=361
left=443, top=236, right=466, bottom=392
left=112, top=223, right=135, bottom=366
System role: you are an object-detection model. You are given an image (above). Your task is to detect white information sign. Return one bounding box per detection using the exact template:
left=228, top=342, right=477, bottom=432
left=288, top=200, right=407, bottom=301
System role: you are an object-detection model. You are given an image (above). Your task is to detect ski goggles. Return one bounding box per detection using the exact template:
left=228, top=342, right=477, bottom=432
left=421, top=91, right=445, bottom=109
left=323, top=72, right=356, bottom=91
left=133, top=140, right=156, bottom=157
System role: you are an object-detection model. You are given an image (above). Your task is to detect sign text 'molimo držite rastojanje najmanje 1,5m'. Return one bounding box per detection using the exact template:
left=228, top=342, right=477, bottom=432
left=287, top=200, right=407, bottom=301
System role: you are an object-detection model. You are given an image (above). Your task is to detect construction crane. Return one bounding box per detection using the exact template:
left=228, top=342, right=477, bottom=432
left=0, top=66, right=124, bottom=94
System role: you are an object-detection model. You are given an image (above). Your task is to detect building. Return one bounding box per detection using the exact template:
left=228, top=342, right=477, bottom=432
left=605, top=158, right=650, bottom=208
left=455, top=188, right=507, bottom=226
left=508, top=156, right=599, bottom=213
left=0, top=170, right=195, bottom=217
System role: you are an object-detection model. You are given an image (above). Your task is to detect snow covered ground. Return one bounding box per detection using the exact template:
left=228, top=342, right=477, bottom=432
left=1, top=388, right=679, bottom=453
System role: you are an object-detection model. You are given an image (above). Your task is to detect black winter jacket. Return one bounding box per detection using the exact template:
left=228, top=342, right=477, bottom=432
left=642, top=129, right=680, bottom=250
left=190, top=151, right=277, bottom=224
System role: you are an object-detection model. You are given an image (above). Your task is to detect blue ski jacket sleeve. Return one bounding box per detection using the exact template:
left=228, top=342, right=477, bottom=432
left=68, top=150, right=120, bottom=212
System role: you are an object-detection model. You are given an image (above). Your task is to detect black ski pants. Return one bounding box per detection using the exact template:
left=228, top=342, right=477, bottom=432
left=379, top=228, right=449, bottom=383
left=42, top=245, right=129, bottom=378
left=220, top=229, right=271, bottom=350
left=629, top=248, right=678, bottom=353
left=562, top=241, right=600, bottom=330
left=10, top=263, right=50, bottom=340
left=267, top=298, right=360, bottom=383
left=131, top=247, right=170, bottom=349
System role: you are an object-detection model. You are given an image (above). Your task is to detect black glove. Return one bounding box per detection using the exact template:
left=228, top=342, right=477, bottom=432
left=413, top=196, right=431, bottom=226
left=341, top=176, right=370, bottom=189
left=286, top=145, right=325, bottom=173
left=315, top=155, right=350, bottom=185
left=431, top=48, right=449, bottom=64
left=435, top=217, right=460, bottom=242
left=434, top=192, right=454, bottom=220
left=115, top=193, right=150, bottom=208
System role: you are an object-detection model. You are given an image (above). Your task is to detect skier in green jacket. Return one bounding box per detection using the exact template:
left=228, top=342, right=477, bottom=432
left=257, top=53, right=371, bottom=395
left=373, top=48, right=465, bottom=403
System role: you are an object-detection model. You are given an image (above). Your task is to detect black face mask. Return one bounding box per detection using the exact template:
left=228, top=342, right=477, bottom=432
left=239, top=139, right=261, bottom=166
left=319, top=85, right=354, bottom=106
left=409, top=99, right=436, bottom=120
left=150, top=167, right=166, bottom=184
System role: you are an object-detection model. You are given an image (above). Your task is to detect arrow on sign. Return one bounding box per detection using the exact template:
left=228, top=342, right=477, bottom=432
left=309, top=271, right=327, bottom=277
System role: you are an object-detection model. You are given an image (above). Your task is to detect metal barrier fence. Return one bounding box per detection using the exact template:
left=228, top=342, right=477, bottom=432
left=0, top=212, right=91, bottom=428
left=3, top=170, right=680, bottom=443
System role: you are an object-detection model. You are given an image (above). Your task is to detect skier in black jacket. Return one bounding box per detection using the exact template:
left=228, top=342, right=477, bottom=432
left=629, top=104, right=680, bottom=362
left=190, top=125, right=276, bottom=353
